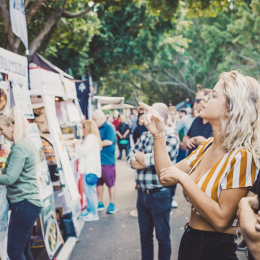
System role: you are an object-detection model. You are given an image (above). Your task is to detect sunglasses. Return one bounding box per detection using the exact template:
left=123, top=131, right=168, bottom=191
left=194, top=98, right=203, bottom=103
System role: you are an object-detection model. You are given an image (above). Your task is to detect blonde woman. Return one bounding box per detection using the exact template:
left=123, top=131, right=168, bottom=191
left=139, top=70, right=260, bottom=260
left=0, top=107, right=42, bottom=260
left=73, top=120, right=102, bottom=222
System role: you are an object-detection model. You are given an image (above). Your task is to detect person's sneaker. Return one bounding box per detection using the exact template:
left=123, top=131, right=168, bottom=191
left=81, top=212, right=99, bottom=222
left=171, top=199, right=178, bottom=208
left=117, top=157, right=122, bottom=160
left=106, top=203, right=117, bottom=214
left=98, top=202, right=105, bottom=212
left=236, top=239, right=247, bottom=251
left=79, top=210, right=89, bottom=218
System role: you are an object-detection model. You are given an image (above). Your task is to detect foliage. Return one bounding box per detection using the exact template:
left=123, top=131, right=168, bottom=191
left=43, top=11, right=100, bottom=77
left=95, top=0, right=260, bottom=106
left=217, top=0, right=260, bottom=79
left=1, top=0, right=259, bottom=106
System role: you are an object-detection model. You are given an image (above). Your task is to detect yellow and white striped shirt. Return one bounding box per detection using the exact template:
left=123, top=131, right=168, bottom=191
left=184, top=137, right=258, bottom=227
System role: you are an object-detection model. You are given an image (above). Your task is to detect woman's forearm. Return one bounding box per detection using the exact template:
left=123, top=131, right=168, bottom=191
left=179, top=173, right=247, bottom=232
left=238, top=198, right=260, bottom=259
left=153, top=134, right=172, bottom=181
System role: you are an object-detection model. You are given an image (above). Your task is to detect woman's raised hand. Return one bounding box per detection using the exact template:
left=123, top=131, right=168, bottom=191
left=138, top=102, right=165, bottom=136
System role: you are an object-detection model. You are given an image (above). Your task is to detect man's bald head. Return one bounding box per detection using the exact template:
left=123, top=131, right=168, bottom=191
left=151, top=103, right=168, bottom=124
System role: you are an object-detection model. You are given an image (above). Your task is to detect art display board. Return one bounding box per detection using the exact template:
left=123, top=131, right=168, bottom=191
left=0, top=80, right=10, bottom=114
left=28, top=124, right=63, bottom=259
left=42, top=95, right=80, bottom=202
left=0, top=48, right=34, bottom=118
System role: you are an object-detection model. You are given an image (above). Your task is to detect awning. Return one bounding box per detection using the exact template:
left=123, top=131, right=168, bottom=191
left=101, top=103, right=134, bottom=110
left=93, top=96, right=124, bottom=105
left=29, top=67, right=65, bottom=97
left=30, top=53, right=73, bottom=79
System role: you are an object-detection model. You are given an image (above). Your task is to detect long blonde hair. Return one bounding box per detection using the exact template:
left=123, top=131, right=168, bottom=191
left=0, top=107, right=28, bottom=143
left=219, top=70, right=260, bottom=168
left=82, top=120, right=102, bottom=150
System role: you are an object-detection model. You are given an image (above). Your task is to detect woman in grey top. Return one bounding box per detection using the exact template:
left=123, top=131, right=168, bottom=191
left=0, top=107, right=42, bottom=260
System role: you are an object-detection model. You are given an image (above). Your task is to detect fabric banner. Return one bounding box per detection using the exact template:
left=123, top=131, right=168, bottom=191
left=76, top=80, right=90, bottom=118
left=9, top=0, right=28, bottom=49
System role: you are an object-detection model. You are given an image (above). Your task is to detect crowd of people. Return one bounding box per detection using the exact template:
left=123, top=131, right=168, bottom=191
left=1, top=70, right=260, bottom=260
left=80, top=70, right=260, bottom=260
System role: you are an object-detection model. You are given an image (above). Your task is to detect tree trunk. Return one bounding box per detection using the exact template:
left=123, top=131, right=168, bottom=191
left=26, top=0, right=46, bottom=23
left=1, top=0, right=95, bottom=56
left=29, top=9, right=62, bottom=57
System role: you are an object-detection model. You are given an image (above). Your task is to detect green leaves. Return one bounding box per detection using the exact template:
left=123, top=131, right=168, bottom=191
left=1, top=0, right=255, bottom=106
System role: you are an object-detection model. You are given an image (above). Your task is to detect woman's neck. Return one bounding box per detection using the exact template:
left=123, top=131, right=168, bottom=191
left=211, top=124, right=224, bottom=151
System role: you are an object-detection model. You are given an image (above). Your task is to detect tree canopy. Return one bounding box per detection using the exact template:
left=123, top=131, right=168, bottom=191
left=0, top=0, right=213, bottom=56
left=1, top=0, right=258, bottom=106
left=85, top=0, right=260, bottom=105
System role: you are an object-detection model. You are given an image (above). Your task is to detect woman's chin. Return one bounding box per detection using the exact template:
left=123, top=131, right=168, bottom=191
left=199, top=110, right=207, bottom=119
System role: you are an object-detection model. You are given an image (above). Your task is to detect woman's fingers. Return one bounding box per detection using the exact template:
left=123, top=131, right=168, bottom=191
left=141, top=113, right=151, bottom=125
left=186, top=140, right=192, bottom=149
left=146, top=113, right=152, bottom=124
left=160, top=171, right=171, bottom=180
left=138, top=102, right=156, bottom=113
left=189, top=138, right=196, bottom=148
left=160, top=174, right=172, bottom=182
left=255, top=223, right=260, bottom=232
left=139, top=102, right=162, bottom=120
left=161, top=167, right=168, bottom=172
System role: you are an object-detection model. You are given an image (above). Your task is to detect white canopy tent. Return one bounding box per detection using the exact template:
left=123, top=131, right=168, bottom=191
left=93, top=96, right=124, bottom=105
left=101, top=103, right=134, bottom=110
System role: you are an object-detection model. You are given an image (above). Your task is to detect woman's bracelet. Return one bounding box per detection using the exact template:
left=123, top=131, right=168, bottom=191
left=153, top=133, right=165, bottom=139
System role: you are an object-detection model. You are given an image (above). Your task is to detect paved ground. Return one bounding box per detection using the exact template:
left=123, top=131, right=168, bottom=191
left=71, top=156, right=246, bottom=260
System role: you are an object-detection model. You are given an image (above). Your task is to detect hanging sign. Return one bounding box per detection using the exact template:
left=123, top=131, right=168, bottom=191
left=0, top=48, right=34, bottom=118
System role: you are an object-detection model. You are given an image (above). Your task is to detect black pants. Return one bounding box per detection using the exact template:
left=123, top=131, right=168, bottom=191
left=178, top=224, right=238, bottom=260
left=8, top=199, right=42, bottom=260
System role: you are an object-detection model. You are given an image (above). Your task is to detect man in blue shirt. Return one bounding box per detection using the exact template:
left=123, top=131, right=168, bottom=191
left=92, top=109, right=117, bottom=214
left=183, top=89, right=213, bottom=155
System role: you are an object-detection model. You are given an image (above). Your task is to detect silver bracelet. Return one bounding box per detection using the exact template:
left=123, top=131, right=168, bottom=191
left=153, top=133, right=165, bottom=139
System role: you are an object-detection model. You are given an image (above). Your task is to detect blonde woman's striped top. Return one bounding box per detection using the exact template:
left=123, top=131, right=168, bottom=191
left=184, top=137, right=258, bottom=227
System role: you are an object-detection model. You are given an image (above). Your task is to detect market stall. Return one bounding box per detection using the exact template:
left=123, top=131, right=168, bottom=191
left=0, top=48, right=64, bottom=260
left=29, top=65, right=85, bottom=260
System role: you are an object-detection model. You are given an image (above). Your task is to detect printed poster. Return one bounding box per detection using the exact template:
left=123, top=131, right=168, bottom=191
left=12, top=76, right=34, bottom=118
left=28, top=124, right=63, bottom=259
left=0, top=80, right=10, bottom=114
left=42, top=95, right=80, bottom=202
